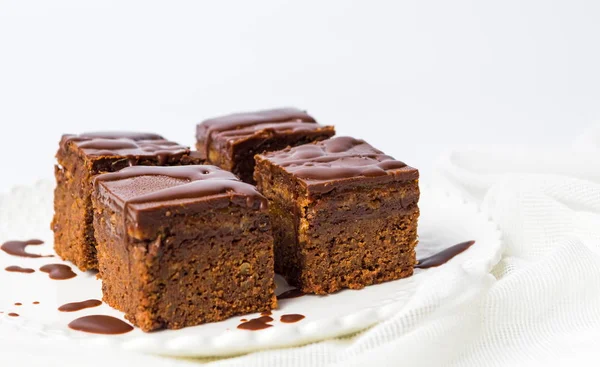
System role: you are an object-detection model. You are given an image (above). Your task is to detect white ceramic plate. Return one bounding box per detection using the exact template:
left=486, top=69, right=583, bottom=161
left=0, top=181, right=502, bottom=357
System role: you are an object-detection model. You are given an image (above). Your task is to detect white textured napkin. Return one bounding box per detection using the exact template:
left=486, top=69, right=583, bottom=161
left=3, top=125, right=600, bottom=367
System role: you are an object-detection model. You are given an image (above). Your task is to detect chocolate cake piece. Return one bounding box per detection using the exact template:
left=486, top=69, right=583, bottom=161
left=196, top=107, right=335, bottom=183
left=254, top=136, right=419, bottom=294
left=52, top=132, right=203, bottom=271
left=92, top=165, right=276, bottom=331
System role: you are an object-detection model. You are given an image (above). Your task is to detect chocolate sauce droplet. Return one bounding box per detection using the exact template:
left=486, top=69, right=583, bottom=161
left=255, top=316, right=273, bottom=323
left=33, top=301, right=40, bottom=305
left=8, top=313, right=19, bottom=317
left=260, top=310, right=272, bottom=316
left=240, top=318, right=248, bottom=322
left=237, top=315, right=274, bottom=330
left=415, top=240, right=475, bottom=269
left=280, top=314, right=305, bottom=323
left=5, top=266, right=35, bottom=273
left=68, top=315, right=134, bottom=335
left=39, top=264, right=77, bottom=280
left=59, top=299, right=102, bottom=312
left=14, top=303, right=22, bottom=306
left=277, top=288, right=305, bottom=300
left=1, top=239, right=52, bottom=258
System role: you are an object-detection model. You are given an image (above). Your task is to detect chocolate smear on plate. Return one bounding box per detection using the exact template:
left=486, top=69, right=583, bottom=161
left=237, top=316, right=274, bottom=330
left=415, top=240, right=475, bottom=269
left=40, top=264, right=77, bottom=280
left=5, top=266, right=35, bottom=273
left=1, top=239, right=53, bottom=258
left=280, top=314, right=305, bottom=323
left=68, top=315, right=133, bottom=335
left=59, top=299, right=102, bottom=312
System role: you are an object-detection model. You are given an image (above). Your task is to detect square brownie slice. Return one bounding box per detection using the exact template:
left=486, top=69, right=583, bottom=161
left=254, top=136, right=419, bottom=294
left=52, top=132, right=203, bottom=271
left=92, top=165, right=276, bottom=331
left=196, top=107, right=335, bottom=183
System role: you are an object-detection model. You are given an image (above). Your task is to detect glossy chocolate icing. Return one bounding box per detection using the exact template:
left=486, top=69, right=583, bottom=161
left=261, top=136, right=419, bottom=194
left=196, top=107, right=328, bottom=157
left=94, top=165, right=268, bottom=225
left=60, top=131, right=190, bottom=164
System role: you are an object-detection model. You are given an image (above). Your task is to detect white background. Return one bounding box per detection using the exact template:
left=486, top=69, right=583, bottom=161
left=1, top=0, right=599, bottom=193
left=1, top=2, right=600, bottom=366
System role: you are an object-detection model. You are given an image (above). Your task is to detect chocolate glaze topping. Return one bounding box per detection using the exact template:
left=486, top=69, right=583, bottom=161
left=197, top=107, right=322, bottom=157
left=94, top=165, right=268, bottom=223
left=60, top=132, right=189, bottom=164
left=277, top=288, right=305, bottom=300
left=262, top=137, right=419, bottom=193
left=5, top=266, right=35, bottom=273
left=68, top=315, right=133, bottom=335
left=280, top=314, right=305, bottom=323
left=415, top=241, right=475, bottom=269
left=1, top=239, right=53, bottom=258
left=59, top=299, right=102, bottom=312
left=39, top=264, right=77, bottom=280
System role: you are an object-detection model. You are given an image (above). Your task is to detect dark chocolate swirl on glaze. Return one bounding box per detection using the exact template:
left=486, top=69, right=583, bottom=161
left=94, top=165, right=268, bottom=224
left=197, top=107, right=317, bottom=158
left=264, top=137, right=417, bottom=190
left=60, top=132, right=189, bottom=163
